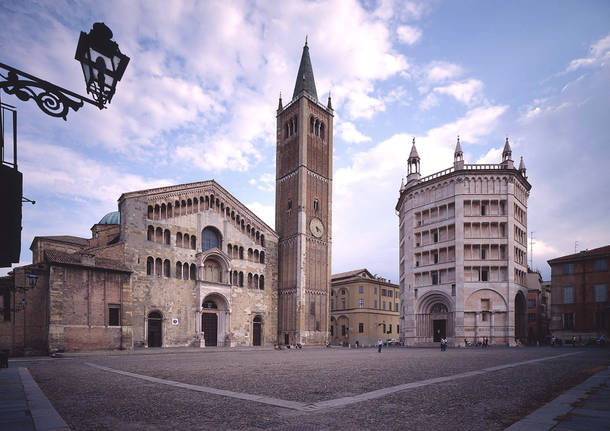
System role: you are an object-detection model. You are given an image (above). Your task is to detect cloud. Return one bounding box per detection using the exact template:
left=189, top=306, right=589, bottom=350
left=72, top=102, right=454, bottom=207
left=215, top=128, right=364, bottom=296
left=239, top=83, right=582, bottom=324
left=475, top=147, right=502, bottom=164
left=396, top=25, right=422, bottom=45
left=566, top=33, right=610, bottom=71
left=244, top=201, right=275, bottom=229
left=249, top=173, right=275, bottom=193
left=433, top=79, right=484, bottom=106
left=424, top=61, right=464, bottom=84
left=337, top=121, right=372, bottom=143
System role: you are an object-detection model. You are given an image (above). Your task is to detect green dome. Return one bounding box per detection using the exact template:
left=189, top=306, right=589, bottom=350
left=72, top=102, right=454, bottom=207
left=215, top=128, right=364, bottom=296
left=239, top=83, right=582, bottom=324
left=98, top=211, right=120, bottom=225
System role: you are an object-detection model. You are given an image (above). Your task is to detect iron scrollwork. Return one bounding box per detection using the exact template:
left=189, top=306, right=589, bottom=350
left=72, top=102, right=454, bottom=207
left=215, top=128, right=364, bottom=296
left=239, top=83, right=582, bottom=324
left=0, top=63, right=98, bottom=120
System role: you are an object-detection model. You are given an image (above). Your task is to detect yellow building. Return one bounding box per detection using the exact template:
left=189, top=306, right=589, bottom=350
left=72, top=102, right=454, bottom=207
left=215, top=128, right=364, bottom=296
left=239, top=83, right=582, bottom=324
left=330, top=269, right=400, bottom=346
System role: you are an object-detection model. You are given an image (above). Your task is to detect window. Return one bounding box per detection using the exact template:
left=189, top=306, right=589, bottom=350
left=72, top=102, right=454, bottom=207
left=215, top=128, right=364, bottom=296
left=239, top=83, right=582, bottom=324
left=481, top=205, right=486, bottom=216
left=330, top=325, right=334, bottom=336
left=342, top=300, right=345, bottom=310
left=481, top=270, right=488, bottom=282
left=389, top=302, right=392, bottom=311
left=382, top=301, right=386, bottom=310
left=434, top=232, right=438, bottom=243
left=374, top=300, right=378, bottom=309
left=594, top=259, right=607, bottom=271
left=359, top=323, right=364, bottom=333
left=341, top=325, right=346, bottom=336
left=359, top=285, right=364, bottom=294
left=287, top=200, right=292, bottom=210
left=563, top=263, right=574, bottom=275
left=451, top=284, right=456, bottom=296
left=396, top=302, right=399, bottom=311
left=146, top=256, right=154, bottom=275
left=397, top=325, right=399, bottom=333
left=108, top=304, right=121, bottom=326
left=528, top=313, right=537, bottom=322
left=563, top=312, right=574, bottom=330
left=594, top=284, right=607, bottom=302
left=388, top=324, right=392, bottom=334
left=481, top=312, right=488, bottom=321
left=481, top=249, right=486, bottom=260
left=382, top=288, right=387, bottom=296
left=313, top=200, right=319, bottom=212
left=374, top=287, right=377, bottom=294
left=434, top=253, right=439, bottom=264
left=527, top=299, right=536, bottom=308
left=359, top=299, right=364, bottom=308
left=382, top=323, right=386, bottom=333
left=563, top=286, right=574, bottom=304
left=202, top=227, right=219, bottom=251
left=432, top=272, right=438, bottom=285
left=341, top=289, right=346, bottom=295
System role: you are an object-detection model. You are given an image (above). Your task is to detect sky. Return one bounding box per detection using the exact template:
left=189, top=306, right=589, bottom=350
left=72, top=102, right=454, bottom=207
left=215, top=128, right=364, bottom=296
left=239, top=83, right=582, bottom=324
left=1, top=0, right=609, bottom=281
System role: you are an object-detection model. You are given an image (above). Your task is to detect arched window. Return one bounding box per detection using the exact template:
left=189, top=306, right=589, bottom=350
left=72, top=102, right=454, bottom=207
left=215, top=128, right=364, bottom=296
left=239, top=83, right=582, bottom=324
left=163, top=259, right=170, bottom=277
left=202, top=227, right=220, bottom=251
left=155, top=227, right=162, bottom=243
left=191, top=236, right=196, bottom=250
left=190, top=263, right=197, bottom=281
left=154, top=204, right=160, bottom=220
left=147, top=257, right=154, bottom=275
left=147, top=225, right=154, bottom=241
left=259, top=275, right=265, bottom=290
left=248, top=248, right=253, bottom=261
left=260, top=235, right=265, bottom=247
left=310, top=116, right=315, bottom=134
left=184, top=233, right=190, bottom=248
left=176, top=232, right=182, bottom=247
left=320, top=122, right=325, bottom=141
left=181, top=200, right=186, bottom=216
left=233, top=270, right=238, bottom=285
left=176, top=261, right=182, bottom=279
left=285, top=123, right=289, bottom=138
left=256, top=231, right=260, bottom=242
left=315, top=119, right=319, bottom=136
left=239, top=272, right=244, bottom=287
left=155, top=258, right=162, bottom=277
left=203, top=301, right=217, bottom=309
left=183, top=262, right=189, bottom=280
left=294, top=116, right=298, bottom=132
left=193, top=197, right=198, bottom=212
left=167, top=203, right=173, bottom=218
left=254, top=250, right=259, bottom=262
left=164, top=229, right=170, bottom=245
left=246, top=224, right=250, bottom=234
left=260, top=251, right=265, bottom=264
left=233, top=245, right=238, bottom=258
left=253, top=274, right=259, bottom=289
left=248, top=273, right=253, bottom=288
left=161, top=203, right=166, bottom=218
left=239, top=247, right=244, bottom=259
left=147, top=205, right=154, bottom=219
left=227, top=244, right=232, bottom=258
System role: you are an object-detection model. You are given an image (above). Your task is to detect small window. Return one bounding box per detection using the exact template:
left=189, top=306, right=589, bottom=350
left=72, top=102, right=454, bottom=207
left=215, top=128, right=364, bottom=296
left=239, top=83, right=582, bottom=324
left=434, top=253, right=439, bottom=264
left=382, top=301, right=386, bottom=310
left=594, top=284, right=607, bottom=302
left=359, top=285, right=364, bottom=294
left=481, top=205, right=486, bottom=216
left=359, top=299, right=364, bottom=308
left=382, top=288, right=387, bottom=297
left=374, top=300, right=378, bottom=309
left=451, top=284, right=456, bottom=296
left=594, top=259, right=607, bottom=271
left=374, top=287, right=378, bottom=294
left=434, top=232, right=438, bottom=243
left=108, top=304, right=121, bottom=326
left=432, top=272, right=439, bottom=285
left=595, top=311, right=607, bottom=329
left=563, top=286, right=574, bottom=304
left=528, top=313, right=537, bottom=322
left=313, top=200, right=319, bottom=212
left=563, top=312, right=574, bottom=329
left=563, top=263, right=574, bottom=275
left=482, top=312, right=488, bottom=321
left=341, top=289, right=346, bottom=295
left=527, top=298, right=536, bottom=308
left=359, top=323, right=364, bottom=333
left=382, top=323, right=386, bottom=333
left=481, top=270, right=489, bottom=282
left=481, top=249, right=486, bottom=260
left=388, top=302, right=392, bottom=311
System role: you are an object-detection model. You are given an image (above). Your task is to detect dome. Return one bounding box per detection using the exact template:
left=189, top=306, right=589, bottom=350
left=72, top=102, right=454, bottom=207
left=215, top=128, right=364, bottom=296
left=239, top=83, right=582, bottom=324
left=98, top=211, right=120, bottom=225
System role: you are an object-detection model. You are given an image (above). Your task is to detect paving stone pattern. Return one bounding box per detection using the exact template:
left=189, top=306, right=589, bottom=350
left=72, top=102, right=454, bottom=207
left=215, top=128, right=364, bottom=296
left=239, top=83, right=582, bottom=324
left=21, top=347, right=610, bottom=431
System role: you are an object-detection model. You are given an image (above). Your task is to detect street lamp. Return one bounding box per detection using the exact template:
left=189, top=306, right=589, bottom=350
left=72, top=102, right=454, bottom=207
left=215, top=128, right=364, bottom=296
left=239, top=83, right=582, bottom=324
left=0, top=22, right=129, bottom=120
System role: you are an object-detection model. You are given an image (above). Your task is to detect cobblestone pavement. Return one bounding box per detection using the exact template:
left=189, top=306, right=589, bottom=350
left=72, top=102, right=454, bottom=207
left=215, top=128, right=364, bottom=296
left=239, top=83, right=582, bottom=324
left=16, top=346, right=610, bottom=430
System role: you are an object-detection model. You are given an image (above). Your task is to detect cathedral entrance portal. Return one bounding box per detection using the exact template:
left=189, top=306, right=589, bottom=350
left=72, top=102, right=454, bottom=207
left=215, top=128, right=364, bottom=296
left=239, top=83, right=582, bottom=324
left=201, top=294, right=229, bottom=347
left=147, top=311, right=163, bottom=347
left=253, top=315, right=262, bottom=346
left=433, top=320, right=446, bottom=342
left=202, top=312, right=218, bottom=346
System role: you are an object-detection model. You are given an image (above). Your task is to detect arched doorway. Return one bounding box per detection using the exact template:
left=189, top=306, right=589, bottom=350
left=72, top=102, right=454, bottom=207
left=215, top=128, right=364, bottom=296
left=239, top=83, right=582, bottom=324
left=201, top=294, right=230, bottom=347
left=253, top=315, right=262, bottom=346
left=147, top=311, right=163, bottom=347
left=415, top=292, right=454, bottom=343
left=515, top=291, right=527, bottom=343
left=430, top=303, right=449, bottom=342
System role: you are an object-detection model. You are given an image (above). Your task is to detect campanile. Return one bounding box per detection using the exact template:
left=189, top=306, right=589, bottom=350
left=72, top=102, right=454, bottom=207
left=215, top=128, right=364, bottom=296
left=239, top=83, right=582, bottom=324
left=275, top=41, right=333, bottom=345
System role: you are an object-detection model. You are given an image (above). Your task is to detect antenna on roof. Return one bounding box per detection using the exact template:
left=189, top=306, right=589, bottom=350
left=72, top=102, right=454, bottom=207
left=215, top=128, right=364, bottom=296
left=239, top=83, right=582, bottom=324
left=529, top=231, right=535, bottom=269
left=574, top=240, right=579, bottom=253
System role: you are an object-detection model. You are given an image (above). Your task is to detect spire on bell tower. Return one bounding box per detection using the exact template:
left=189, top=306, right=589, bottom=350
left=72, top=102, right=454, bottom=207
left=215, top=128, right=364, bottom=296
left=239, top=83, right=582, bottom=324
left=292, top=39, right=318, bottom=101
left=518, top=155, right=527, bottom=178
left=327, top=90, right=333, bottom=110
left=278, top=92, right=283, bottom=111
left=407, top=137, right=421, bottom=183
left=454, top=135, right=464, bottom=170
left=501, top=136, right=514, bottom=168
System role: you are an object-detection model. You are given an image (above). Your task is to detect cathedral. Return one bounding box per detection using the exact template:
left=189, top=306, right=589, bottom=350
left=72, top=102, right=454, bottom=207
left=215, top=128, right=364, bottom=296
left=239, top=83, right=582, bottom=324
left=0, top=42, right=333, bottom=354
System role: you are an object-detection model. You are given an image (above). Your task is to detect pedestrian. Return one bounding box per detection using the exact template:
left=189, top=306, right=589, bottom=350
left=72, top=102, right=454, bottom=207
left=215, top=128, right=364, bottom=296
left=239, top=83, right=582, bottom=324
left=377, top=338, right=382, bottom=353
left=572, top=336, right=576, bottom=347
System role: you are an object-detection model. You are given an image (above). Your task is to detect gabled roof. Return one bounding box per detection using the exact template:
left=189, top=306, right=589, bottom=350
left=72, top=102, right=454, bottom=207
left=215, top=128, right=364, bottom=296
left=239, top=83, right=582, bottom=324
left=292, top=41, right=318, bottom=101
left=31, top=235, right=90, bottom=248
left=45, top=250, right=131, bottom=273
left=548, top=245, right=610, bottom=264
left=332, top=268, right=373, bottom=281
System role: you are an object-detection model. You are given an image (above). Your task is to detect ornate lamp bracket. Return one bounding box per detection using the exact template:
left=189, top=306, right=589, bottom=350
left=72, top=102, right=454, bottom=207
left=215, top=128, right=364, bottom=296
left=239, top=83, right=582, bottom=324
left=0, top=63, right=99, bottom=120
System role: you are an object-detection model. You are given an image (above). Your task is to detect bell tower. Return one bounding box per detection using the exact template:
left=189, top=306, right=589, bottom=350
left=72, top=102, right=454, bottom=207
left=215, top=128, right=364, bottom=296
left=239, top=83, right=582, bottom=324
left=275, top=40, right=333, bottom=345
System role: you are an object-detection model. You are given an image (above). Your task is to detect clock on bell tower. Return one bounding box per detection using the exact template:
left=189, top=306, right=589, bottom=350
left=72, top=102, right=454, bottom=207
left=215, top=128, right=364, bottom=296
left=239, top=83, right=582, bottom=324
left=275, top=40, right=333, bottom=345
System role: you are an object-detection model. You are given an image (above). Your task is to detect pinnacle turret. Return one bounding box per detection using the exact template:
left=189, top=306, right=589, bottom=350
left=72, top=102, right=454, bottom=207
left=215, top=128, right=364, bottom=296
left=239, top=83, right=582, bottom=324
left=292, top=39, right=318, bottom=101
left=454, top=135, right=464, bottom=169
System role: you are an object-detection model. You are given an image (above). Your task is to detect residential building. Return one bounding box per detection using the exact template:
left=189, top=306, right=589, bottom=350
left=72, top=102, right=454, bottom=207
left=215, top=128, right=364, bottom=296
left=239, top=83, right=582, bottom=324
left=548, top=245, right=609, bottom=343
left=526, top=269, right=551, bottom=344
left=397, top=137, right=531, bottom=346
left=330, top=269, right=399, bottom=346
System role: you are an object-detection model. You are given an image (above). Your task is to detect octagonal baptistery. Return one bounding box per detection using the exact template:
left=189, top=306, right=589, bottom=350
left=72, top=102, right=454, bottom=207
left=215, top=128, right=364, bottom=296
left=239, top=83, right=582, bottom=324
left=397, top=138, right=531, bottom=347
left=118, top=180, right=278, bottom=348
